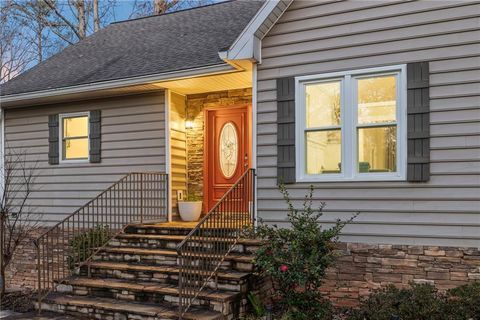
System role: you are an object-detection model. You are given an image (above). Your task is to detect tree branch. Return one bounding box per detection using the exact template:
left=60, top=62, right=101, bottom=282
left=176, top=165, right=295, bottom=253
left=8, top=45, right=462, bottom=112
left=43, top=0, right=82, bottom=40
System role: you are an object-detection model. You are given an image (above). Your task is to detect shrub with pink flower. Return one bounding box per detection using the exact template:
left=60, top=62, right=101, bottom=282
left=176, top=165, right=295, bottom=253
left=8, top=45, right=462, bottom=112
left=253, top=184, right=356, bottom=320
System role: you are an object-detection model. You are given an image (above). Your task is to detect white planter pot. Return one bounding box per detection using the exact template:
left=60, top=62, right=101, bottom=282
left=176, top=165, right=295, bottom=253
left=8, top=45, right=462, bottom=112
left=178, top=201, right=203, bottom=222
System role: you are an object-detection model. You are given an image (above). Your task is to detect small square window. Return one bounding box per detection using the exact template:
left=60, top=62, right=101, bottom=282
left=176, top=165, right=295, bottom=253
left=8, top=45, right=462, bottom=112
left=60, top=113, right=89, bottom=161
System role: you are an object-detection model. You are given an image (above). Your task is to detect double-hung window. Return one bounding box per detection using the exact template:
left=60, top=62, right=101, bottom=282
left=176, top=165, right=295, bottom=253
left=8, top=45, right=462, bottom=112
left=60, top=112, right=90, bottom=162
left=296, top=65, right=406, bottom=182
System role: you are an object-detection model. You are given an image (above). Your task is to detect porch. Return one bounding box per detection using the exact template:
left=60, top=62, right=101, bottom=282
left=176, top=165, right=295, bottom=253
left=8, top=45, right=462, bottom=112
left=161, top=62, right=254, bottom=221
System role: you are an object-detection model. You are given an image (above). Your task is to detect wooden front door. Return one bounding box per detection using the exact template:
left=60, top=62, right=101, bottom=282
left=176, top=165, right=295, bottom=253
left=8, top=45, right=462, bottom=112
left=204, top=105, right=251, bottom=211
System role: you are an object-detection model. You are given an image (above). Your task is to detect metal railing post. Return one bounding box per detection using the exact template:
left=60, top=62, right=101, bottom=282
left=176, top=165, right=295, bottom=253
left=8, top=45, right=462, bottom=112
left=252, top=169, right=256, bottom=225
left=140, top=174, right=144, bottom=224
left=34, top=239, right=42, bottom=314
left=178, top=253, right=183, bottom=320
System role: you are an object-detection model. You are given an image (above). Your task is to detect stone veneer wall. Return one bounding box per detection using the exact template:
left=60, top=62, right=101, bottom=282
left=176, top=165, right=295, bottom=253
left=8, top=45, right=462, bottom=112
left=322, top=243, right=480, bottom=307
left=185, top=88, right=252, bottom=198
left=6, top=229, right=480, bottom=309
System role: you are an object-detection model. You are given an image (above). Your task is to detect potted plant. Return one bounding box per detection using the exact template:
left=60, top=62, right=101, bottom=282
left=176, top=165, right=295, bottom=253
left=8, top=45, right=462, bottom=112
left=178, top=193, right=202, bottom=222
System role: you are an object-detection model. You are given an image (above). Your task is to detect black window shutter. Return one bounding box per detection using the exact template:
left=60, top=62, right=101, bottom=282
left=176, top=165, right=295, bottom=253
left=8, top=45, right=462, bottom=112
left=89, top=110, right=101, bottom=163
left=407, top=62, right=430, bottom=182
left=48, top=114, right=59, bottom=165
left=277, top=77, right=296, bottom=184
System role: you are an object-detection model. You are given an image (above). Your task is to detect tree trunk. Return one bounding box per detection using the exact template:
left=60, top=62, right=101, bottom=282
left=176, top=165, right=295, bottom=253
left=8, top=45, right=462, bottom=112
left=153, top=0, right=166, bottom=15
left=93, top=0, right=99, bottom=32
left=76, top=0, right=86, bottom=39
left=36, top=20, right=43, bottom=63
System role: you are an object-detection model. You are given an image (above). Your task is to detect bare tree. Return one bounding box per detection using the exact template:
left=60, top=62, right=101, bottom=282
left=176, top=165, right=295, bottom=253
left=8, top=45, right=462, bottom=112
left=42, top=0, right=85, bottom=44
left=2, top=0, right=215, bottom=83
left=0, top=2, right=36, bottom=83
left=7, top=0, right=55, bottom=64
left=130, top=0, right=214, bottom=18
left=0, top=150, right=41, bottom=297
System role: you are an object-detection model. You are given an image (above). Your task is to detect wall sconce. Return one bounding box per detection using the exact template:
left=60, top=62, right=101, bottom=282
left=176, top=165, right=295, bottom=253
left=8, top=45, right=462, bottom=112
left=185, top=120, right=194, bottom=129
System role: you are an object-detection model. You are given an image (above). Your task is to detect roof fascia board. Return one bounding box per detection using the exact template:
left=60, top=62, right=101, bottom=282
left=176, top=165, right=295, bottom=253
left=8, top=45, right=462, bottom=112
left=219, top=0, right=293, bottom=62
left=0, top=63, right=233, bottom=106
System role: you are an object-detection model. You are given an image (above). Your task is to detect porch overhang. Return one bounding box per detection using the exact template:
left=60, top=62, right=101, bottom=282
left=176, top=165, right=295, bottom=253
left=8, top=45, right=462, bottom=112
left=0, top=63, right=236, bottom=108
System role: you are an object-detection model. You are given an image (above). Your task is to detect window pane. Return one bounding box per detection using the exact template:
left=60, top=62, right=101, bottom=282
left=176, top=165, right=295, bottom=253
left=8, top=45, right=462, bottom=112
left=306, top=130, right=341, bottom=175
left=358, top=75, right=396, bottom=125
left=358, top=126, right=397, bottom=173
left=63, top=138, right=89, bottom=160
left=64, top=116, right=88, bottom=138
left=305, top=81, right=341, bottom=128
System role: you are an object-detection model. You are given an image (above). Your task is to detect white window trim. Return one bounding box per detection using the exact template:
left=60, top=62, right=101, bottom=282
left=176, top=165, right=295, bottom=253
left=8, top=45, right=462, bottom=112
left=295, top=65, right=407, bottom=182
left=59, top=111, right=90, bottom=164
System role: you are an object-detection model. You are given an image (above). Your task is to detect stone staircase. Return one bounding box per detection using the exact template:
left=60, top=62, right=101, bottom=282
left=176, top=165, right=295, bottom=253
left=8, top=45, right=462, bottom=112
left=38, top=223, right=262, bottom=320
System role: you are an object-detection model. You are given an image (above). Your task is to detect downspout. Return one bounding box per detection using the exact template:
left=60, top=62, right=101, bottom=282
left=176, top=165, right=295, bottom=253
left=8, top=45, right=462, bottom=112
left=164, top=90, right=172, bottom=222
left=252, top=64, right=259, bottom=227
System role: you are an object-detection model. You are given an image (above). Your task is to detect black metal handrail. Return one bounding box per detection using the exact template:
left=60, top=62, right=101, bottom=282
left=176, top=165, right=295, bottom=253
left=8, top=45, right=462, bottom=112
left=34, top=172, right=168, bottom=309
left=176, top=168, right=255, bottom=318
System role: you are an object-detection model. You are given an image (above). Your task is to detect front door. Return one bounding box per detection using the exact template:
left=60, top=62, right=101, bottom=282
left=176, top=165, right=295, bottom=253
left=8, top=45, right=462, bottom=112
left=205, top=105, right=250, bottom=211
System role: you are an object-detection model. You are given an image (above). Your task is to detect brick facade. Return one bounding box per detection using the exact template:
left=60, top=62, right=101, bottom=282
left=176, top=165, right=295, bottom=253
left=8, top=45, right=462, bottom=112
left=5, top=228, right=46, bottom=290
left=185, top=88, right=252, bottom=199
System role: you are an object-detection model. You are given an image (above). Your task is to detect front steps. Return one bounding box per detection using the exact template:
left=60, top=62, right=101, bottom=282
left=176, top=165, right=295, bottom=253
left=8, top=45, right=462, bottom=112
left=39, top=222, right=261, bottom=320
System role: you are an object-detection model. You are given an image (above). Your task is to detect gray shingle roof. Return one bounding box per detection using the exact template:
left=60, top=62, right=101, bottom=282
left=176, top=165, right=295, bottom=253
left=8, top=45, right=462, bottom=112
left=0, top=0, right=263, bottom=97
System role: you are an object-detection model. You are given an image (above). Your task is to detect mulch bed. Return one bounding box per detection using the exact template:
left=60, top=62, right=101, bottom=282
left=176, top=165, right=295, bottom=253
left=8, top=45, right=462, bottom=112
left=1, top=289, right=35, bottom=313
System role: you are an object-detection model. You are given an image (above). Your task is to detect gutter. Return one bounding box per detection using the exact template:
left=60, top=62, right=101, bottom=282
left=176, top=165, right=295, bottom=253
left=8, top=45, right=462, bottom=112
left=0, top=63, right=234, bottom=107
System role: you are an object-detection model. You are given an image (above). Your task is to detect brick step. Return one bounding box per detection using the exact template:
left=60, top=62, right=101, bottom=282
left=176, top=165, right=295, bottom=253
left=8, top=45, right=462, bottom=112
left=78, top=261, right=250, bottom=292
left=94, top=247, right=254, bottom=272
left=40, top=293, right=223, bottom=320
left=111, top=233, right=262, bottom=254
left=60, top=277, right=240, bottom=312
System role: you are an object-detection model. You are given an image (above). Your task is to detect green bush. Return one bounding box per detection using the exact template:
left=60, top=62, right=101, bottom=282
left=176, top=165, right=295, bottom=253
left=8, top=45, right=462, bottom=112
left=247, top=292, right=266, bottom=317
left=67, top=225, right=110, bottom=270
left=349, top=282, right=480, bottom=320
left=443, top=282, right=480, bottom=320
left=253, top=185, right=355, bottom=320
left=348, top=283, right=444, bottom=320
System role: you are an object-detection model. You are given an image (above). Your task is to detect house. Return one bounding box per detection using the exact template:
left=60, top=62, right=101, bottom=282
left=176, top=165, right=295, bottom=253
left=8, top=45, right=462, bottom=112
left=0, top=0, right=479, bottom=318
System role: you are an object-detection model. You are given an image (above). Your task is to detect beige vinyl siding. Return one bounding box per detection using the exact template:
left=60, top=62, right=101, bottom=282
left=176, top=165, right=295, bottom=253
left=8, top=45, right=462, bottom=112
left=169, top=92, right=188, bottom=217
left=256, top=0, right=480, bottom=247
left=4, top=92, right=166, bottom=224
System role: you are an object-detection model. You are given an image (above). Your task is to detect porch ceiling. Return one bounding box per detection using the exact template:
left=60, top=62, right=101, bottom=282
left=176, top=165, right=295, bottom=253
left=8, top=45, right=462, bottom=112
left=156, top=69, right=252, bottom=95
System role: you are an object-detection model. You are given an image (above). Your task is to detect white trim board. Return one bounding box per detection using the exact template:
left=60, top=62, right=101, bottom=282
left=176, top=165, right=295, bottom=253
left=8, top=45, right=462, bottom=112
left=58, top=111, right=91, bottom=164
left=164, top=90, right=172, bottom=222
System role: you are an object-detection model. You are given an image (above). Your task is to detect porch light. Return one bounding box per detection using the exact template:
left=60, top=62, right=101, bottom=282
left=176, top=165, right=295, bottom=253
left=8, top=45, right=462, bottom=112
left=185, top=120, right=194, bottom=129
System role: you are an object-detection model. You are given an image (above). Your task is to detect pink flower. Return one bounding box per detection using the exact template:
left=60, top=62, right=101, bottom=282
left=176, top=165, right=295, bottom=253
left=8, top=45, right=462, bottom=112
left=280, top=265, right=288, bottom=273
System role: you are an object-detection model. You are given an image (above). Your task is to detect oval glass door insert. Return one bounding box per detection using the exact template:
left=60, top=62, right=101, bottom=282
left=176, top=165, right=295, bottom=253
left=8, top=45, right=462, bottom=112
left=219, top=122, right=238, bottom=179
